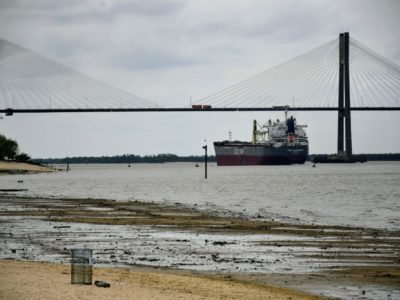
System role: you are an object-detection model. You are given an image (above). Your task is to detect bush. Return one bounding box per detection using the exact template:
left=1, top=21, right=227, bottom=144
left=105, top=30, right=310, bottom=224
left=15, top=152, right=31, bottom=162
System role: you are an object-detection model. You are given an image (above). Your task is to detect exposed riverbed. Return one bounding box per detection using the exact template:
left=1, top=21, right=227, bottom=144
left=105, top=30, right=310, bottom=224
left=1, top=195, right=399, bottom=299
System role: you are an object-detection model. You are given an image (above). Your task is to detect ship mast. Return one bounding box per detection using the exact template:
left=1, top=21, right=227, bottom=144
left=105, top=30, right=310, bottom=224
left=252, top=120, right=257, bottom=144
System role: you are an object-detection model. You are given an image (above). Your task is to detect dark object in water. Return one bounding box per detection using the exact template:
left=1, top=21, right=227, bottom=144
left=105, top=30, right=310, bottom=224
left=212, top=241, right=228, bottom=246
left=195, top=163, right=199, bottom=167
left=17, top=180, right=24, bottom=183
left=95, top=280, right=110, bottom=288
left=0, top=189, right=28, bottom=192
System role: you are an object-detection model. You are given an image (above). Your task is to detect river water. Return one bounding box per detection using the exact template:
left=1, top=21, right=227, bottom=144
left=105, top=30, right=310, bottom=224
left=1, top=161, right=399, bottom=230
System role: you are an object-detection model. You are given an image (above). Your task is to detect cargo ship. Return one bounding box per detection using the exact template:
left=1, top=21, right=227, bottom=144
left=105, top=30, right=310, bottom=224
left=214, top=111, right=309, bottom=165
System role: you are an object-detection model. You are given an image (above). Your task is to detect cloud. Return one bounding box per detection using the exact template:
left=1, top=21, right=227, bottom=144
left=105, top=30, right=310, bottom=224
left=0, top=0, right=86, bottom=14
left=109, top=0, right=185, bottom=16
left=110, top=47, right=198, bottom=70
left=0, top=0, right=399, bottom=156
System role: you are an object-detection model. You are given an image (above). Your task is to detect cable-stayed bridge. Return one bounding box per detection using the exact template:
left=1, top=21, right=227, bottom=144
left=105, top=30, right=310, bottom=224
left=1, top=32, right=399, bottom=159
left=1, top=33, right=399, bottom=113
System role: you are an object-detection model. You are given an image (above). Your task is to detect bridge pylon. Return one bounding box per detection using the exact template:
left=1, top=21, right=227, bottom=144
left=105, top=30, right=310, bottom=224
left=337, top=32, right=352, bottom=160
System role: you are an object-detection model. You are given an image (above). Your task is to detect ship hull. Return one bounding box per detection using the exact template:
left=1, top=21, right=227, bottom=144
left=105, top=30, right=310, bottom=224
left=214, top=142, right=308, bottom=166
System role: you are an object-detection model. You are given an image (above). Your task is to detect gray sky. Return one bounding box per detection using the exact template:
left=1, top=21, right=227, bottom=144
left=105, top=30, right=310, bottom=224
left=0, top=0, right=399, bottom=157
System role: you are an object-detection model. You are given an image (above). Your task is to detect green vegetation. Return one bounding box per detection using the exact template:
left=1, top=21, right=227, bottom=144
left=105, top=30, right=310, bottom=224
left=309, top=153, right=400, bottom=162
left=34, top=153, right=400, bottom=165
left=14, top=152, right=32, bottom=162
left=358, top=153, right=400, bottom=161
left=0, top=134, right=18, bottom=160
left=0, top=134, right=31, bottom=162
left=34, top=153, right=216, bottom=164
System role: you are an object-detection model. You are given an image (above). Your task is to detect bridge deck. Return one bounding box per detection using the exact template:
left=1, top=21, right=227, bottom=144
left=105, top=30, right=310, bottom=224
left=1, top=107, right=399, bottom=114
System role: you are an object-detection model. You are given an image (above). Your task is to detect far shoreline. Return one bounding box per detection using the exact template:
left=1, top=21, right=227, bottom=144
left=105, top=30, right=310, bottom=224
left=32, top=152, right=400, bottom=165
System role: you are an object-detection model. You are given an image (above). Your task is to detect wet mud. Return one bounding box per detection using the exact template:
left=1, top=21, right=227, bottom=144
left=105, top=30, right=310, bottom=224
left=1, top=194, right=399, bottom=299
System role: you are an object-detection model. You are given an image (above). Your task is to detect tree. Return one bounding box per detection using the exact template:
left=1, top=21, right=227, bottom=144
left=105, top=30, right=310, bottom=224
left=0, top=134, right=19, bottom=160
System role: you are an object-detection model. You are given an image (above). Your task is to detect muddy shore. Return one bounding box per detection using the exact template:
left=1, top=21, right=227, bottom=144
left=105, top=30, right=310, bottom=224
left=0, top=161, right=55, bottom=174
left=1, top=194, right=399, bottom=299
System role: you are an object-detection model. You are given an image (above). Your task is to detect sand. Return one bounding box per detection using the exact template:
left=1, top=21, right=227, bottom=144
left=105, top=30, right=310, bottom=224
left=0, top=161, right=55, bottom=173
left=0, top=260, right=322, bottom=300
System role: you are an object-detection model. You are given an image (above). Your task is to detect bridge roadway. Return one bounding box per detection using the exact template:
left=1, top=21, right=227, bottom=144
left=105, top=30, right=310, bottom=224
left=1, top=107, right=400, bottom=115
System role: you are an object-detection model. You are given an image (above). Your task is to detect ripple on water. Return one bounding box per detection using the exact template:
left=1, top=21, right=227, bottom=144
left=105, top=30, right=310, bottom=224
left=0, top=161, right=399, bottom=229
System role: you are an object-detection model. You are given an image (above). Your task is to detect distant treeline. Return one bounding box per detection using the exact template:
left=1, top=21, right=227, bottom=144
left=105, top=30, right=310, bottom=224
left=309, top=153, right=400, bottom=161
left=34, top=153, right=400, bottom=165
left=34, top=153, right=216, bottom=164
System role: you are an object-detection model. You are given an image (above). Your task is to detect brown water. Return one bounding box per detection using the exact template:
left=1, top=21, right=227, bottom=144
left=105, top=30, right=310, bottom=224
left=1, top=161, right=399, bottom=230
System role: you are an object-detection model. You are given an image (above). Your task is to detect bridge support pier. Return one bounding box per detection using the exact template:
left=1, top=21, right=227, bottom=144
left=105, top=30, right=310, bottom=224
left=338, top=32, right=352, bottom=160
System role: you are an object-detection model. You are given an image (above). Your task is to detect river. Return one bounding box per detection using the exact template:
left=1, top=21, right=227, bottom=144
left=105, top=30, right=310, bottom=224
left=1, top=161, right=399, bottom=230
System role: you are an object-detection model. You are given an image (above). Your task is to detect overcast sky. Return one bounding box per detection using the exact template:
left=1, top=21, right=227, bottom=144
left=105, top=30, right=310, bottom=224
left=0, top=0, right=399, bottom=158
